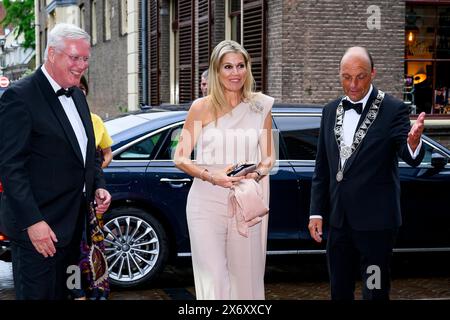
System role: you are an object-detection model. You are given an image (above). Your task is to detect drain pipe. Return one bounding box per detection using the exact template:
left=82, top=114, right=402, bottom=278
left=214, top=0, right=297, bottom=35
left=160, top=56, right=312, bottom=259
left=34, top=0, right=40, bottom=67
left=140, top=0, right=148, bottom=105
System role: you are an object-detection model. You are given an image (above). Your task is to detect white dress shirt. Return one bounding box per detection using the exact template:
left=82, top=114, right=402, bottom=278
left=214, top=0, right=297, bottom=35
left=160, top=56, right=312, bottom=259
left=310, top=85, right=422, bottom=220
left=340, top=85, right=374, bottom=166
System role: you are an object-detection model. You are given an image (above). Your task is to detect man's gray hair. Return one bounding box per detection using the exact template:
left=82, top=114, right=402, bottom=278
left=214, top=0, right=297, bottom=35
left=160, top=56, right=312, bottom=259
left=202, top=69, right=209, bottom=80
left=44, top=23, right=91, bottom=61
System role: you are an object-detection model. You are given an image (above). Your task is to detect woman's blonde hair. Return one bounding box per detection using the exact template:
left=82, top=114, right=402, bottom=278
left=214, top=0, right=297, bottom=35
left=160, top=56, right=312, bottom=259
left=208, top=40, right=255, bottom=121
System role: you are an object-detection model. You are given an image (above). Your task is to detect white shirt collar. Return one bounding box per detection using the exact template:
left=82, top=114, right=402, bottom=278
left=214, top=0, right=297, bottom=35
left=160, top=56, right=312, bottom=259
left=41, top=64, right=64, bottom=93
left=345, top=84, right=373, bottom=110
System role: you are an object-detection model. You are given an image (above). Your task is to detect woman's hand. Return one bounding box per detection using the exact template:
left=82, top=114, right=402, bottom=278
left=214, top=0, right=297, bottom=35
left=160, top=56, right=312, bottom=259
left=211, top=167, right=244, bottom=188
left=244, top=172, right=260, bottom=181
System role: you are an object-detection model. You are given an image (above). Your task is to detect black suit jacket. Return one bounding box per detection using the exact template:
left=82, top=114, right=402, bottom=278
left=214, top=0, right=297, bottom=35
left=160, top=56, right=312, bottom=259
left=0, top=68, right=105, bottom=246
left=310, top=87, right=425, bottom=231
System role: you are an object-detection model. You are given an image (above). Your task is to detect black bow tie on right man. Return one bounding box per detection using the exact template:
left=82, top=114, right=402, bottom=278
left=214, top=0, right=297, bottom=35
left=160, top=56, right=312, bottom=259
left=342, top=99, right=363, bottom=114
left=56, top=87, right=74, bottom=98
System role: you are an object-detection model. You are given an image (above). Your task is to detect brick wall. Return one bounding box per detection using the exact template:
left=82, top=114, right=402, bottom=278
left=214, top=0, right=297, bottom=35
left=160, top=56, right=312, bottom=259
left=36, top=1, right=127, bottom=118
left=39, top=1, right=406, bottom=116
left=83, top=0, right=128, bottom=118
left=268, top=0, right=405, bottom=105
left=267, top=0, right=283, bottom=102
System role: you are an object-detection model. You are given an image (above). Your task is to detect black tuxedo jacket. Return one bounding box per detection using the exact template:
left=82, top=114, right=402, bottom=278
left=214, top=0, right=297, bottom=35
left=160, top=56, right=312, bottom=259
left=310, top=87, right=425, bottom=231
left=0, top=68, right=105, bottom=246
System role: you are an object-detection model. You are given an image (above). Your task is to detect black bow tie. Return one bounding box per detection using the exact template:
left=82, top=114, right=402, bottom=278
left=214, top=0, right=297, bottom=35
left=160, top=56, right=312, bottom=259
left=342, top=99, right=363, bottom=114
left=56, top=87, right=74, bottom=98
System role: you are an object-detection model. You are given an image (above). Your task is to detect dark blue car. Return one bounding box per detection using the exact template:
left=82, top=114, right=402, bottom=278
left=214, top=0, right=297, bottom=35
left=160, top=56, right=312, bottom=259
left=99, top=104, right=450, bottom=288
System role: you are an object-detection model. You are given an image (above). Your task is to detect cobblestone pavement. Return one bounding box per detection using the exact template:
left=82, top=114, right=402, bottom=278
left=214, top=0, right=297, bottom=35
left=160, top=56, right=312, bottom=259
left=1, top=253, right=449, bottom=300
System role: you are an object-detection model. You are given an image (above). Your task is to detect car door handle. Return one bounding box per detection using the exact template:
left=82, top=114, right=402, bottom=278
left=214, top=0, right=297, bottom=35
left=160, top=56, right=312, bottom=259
left=160, top=178, right=192, bottom=188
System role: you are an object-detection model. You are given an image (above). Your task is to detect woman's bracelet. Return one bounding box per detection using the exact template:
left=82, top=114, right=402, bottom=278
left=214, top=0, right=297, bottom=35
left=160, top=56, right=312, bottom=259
left=199, top=168, right=208, bottom=181
left=200, top=168, right=215, bottom=185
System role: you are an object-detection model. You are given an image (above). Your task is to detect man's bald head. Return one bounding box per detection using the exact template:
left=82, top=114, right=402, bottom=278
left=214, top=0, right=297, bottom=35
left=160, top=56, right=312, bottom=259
left=339, top=46, right=376, bottom=102
left=340, top=47, right=374, bottom=72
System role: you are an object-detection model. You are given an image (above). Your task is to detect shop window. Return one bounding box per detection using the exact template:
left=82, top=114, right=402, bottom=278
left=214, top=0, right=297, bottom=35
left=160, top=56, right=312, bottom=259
left=405, top=4, right=450, bottom=115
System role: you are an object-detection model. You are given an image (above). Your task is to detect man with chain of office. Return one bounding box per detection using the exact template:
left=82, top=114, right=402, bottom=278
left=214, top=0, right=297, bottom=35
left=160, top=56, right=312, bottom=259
left=308, top=46, right=426, bottom=300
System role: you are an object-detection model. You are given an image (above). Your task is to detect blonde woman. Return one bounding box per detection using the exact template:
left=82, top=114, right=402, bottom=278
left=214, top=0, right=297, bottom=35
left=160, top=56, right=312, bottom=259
left=174, top=40, right=274, bottom=300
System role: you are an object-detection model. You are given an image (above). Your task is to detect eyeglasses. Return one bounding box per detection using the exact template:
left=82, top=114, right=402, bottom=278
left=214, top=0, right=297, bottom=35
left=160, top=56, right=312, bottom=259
left=59, top=50, right=90, bottom=64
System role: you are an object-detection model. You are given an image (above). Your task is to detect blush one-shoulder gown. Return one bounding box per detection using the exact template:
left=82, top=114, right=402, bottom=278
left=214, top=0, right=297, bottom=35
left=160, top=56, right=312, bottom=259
left=186, top=93, right=274, bottom=300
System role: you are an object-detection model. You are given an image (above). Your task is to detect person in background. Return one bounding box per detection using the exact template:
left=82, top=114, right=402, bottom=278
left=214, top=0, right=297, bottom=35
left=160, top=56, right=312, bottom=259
left=0, top=23, right=111, bottom=300
left=79, top=75, right=113, bottom=168
left=69, top=74, right=112, bottom=300
left=174, top=40, right=275, bottom=299
left=309, top=46, right=426, bottom=300
left=201, top=69, right=209, bottom=97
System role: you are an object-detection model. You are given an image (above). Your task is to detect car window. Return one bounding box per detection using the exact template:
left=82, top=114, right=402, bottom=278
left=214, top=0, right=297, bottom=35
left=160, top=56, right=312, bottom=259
left=156, top=126, right=182, bottom=160
left=400, top=139, right=447, bottom=164
left=274, top=116, right=321, bottom=160
left=155, top=124, right=197, bottom=161
left=421, top=142, right=436, bottom=163
left=115, top=132, right=164, bottom=160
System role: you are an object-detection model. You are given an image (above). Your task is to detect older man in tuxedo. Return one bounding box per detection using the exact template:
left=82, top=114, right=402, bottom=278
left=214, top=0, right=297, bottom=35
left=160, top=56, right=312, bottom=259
left=309, top=46, right=426, bottom=300
left=0, top=23, right=111, bottom=299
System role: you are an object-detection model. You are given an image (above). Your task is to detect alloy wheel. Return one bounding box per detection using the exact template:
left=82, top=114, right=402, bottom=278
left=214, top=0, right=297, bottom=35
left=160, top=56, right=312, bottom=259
left=103, top=215, right=160, bottom=284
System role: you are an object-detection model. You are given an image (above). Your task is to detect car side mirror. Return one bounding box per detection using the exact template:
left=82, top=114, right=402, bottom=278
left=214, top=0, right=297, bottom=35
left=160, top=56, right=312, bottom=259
left=431, top=152, right=448, bottom=170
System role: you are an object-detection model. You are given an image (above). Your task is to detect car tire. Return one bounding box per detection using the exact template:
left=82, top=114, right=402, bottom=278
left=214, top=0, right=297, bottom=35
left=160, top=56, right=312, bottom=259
left=103, top=206, right=169, bottom=288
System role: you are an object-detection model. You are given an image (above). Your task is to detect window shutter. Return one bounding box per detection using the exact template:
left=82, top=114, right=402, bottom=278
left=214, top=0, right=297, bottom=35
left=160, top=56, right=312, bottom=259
left=178, top=0, right=194, bottom=103
left=243, top=0, right=266, bottom=92
left=149, top=0, right=160, bottom=105
left=198, top=0, right=211, bottom=97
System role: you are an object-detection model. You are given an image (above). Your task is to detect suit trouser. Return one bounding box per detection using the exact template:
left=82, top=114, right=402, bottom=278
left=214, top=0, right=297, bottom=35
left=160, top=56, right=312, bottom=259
left=326, top=222, right=397, bottom=300
left=11, top=196, right=86, bottom=300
